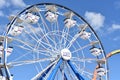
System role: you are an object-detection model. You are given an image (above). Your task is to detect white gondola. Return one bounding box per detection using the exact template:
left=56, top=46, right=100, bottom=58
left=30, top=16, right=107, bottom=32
left=9, top=25, right=24, bottom=36
left=0, top=42, right=3, bottom=57
left=90, top=47, right=102, bottom=56
left=45, top=11, right=58, bottom=22
left=0, top=45, right=13, bottom=57
left=79, top=31, right=91, bottom=40
left=24, top=12, right=39, bottom=24
left=64, top=18, right=76, bottom=28
left=96, top=67, right=106, bottom=76
left=6, top=46, right=13, bottom=57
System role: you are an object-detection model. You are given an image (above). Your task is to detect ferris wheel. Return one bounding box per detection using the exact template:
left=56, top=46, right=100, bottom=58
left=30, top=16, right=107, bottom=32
left=0, top=3, right=109, bottom=80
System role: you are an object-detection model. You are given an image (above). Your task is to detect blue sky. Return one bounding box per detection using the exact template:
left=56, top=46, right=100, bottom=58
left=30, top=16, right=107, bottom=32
left=0, top=0, right=120, bottom=80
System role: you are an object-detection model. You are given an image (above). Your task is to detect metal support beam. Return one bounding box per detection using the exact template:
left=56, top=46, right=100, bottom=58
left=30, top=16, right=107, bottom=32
left=38, top=64, right=53, bottom=80
left=64, top=73, right=68, bottom=80
left=68, top=60, right=84, bottom=80
left=47, top=58, right=63, bottom=80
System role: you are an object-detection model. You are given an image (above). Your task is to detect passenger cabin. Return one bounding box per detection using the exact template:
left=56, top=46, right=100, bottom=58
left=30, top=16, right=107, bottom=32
left=0, top=42, right=3, bottom=57
left=45, top=11, right=58, bottom=22
left=9, top=25, right=24, bottom=36
left=6, top=46, right=13, bottom=57
left=64, top=18, right=76, bottom=28
left=90, top=47, right=102, bottom=56
left=79, top=31, right=91, bottom=40
left=24, top=12, right=39, bottom=24
left=0, top=42, right=13, bottom=57
left=96, top=67, right=106, bottom=76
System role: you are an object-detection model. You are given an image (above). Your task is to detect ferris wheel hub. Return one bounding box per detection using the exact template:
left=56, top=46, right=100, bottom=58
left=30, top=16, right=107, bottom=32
left=61, top=48, right=72, bottom=60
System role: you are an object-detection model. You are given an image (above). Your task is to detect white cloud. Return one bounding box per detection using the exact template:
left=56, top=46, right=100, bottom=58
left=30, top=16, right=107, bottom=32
left=111, top=24, right=120, bottom=29
left=0, top=0, right=6, bottom=8
left=107, top=24, right=120, bottom=33
left=11, top=0, right=27, bottom=8
left=0, top=0, right=27, bottom=9
left=85, top=11, right=105, bottom=30
left=108, top=24, right=120, bottom=32
left=0, top=11, right=4, bottom=17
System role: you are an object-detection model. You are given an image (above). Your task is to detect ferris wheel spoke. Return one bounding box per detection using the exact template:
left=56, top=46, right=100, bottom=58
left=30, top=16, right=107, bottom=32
left=39, top=42, right=54, bottom=52
left=37, top=23, right=51, bottom=44
left=60, top=27, right=69, bottom=48
left=8, top=57, right=55, bottom=67
left=32, top=40, right=53, bottom=58
left=34, top=51, right=51, bottom=58
left=25, top=24, right=40, bottom=40
left=60, top=27, right=67, bottom=43
left=50, top=23, right=58, bottom=47
left=36, top=38, right=55, bottom=52
left=71, top=57, right=103, bottom=63
left=37, top=41, right=51, bottom=50
left=37, top=11, right=50, bottom=33
left=10, top=50, right=33, bottom=62
left=33, top=63, right=41, bottom=74
left=38, top=49, right=53, bottom=55
left=55, top=19, right=60, bottom=32
left=38, top=47, right=56, bottom=57
left=12, top=43, right=32, bottom=51
left=23, top=30, right=39, bottom=42
left=13, top=43, right=51, bottom=57
left=36, top=23, right=45, bottom=35
left=38, top=52, right=51, bottom=57
left=39, top=50, right=57, bottom=58
left=63, top=29, right=70, bottom=48
left=37, top=21, right=56, bottom=46
left=12, top=39, right=52, bottom=57
left=13, top=38, right=34, bottom=49
left=46, top=34, right=62, bottom=51
left=50, top=19, right=59, bottom=32
left=36, top=43, right=55, bottom=56
left=39, top=39, right=56, bottom=52
left=45, top=34, right=57, bottom=47
left=71, top=40, right=99, bottom=54
left=71, top=61, right=93, bottom=79
left=66, top=24, right=89, bottom=49
left=56, top=21, right=63, bottom=49
left=66, top=33, right=80, bottom=49
left=78, top=68, right=93, bottom=79
left=81, top=71, right=93, bottom=79
left=37, top=50, right=52, bottom=57
left=50, top=23, right=55, bottom=31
